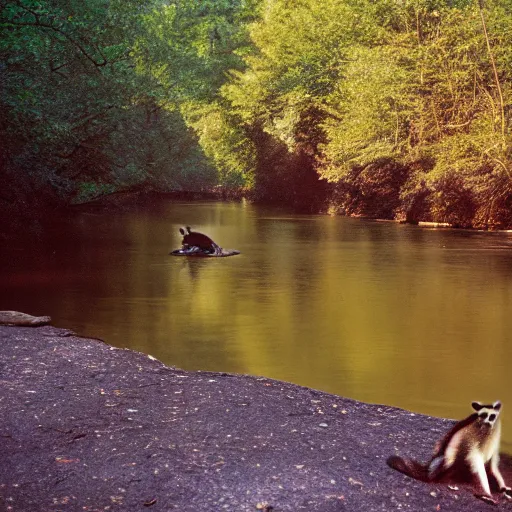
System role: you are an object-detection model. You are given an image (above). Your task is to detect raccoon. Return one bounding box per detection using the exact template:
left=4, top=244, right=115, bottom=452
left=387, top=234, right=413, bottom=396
left=387, top=401, right=512, bottom=505
left=179, top=226, right=221, bottom=254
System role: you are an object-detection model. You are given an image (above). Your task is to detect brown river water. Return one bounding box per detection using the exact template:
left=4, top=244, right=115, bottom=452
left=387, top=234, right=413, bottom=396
left=2, top=198, right=512, bottom=449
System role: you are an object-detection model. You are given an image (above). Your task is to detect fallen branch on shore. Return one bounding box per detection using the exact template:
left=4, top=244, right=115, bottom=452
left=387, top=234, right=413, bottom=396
left=0, top=311, right=51, bottom=326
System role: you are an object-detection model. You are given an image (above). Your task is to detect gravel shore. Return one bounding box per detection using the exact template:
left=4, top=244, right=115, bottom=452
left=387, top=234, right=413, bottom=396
left=1, top=325, right=510, bottom=511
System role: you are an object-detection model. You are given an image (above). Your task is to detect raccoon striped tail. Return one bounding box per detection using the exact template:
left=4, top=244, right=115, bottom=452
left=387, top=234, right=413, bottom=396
left=387, top=456, right=431, bottom=482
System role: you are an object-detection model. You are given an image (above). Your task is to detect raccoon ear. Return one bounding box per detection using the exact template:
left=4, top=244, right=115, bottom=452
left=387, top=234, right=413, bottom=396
left=472, top=401, right=483, bottom=411
left=179, top=227, right=185, bottom=235
left=494, top=401, right=502, bottom=411
left=186, top=226, right=192, bottom=234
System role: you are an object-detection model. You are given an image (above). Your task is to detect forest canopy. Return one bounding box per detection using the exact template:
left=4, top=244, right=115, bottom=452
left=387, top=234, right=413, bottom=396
left=2, top=0, right=512, bottom=228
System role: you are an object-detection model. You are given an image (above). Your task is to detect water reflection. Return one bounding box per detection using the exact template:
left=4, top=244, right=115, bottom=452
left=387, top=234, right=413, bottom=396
left=2, top=200, right=512, bottom=449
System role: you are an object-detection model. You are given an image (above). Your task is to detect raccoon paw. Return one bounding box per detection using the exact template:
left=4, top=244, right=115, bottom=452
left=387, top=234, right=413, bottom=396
left=475, top=494, right=498, bottom=506
left=500, top=487, right=512, bottom=500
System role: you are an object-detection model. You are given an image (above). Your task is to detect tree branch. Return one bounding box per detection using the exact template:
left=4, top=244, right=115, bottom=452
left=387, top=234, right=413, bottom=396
left=3, top=3, right=108, bottom=69
left=478, top=0, right=506, bottom=146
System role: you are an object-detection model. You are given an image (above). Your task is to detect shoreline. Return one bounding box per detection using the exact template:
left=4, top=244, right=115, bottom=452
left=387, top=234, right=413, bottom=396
left=1, top=324, right=511, bottom=511
left=4, top=190, right=512, bottom=242
left=74, top=191, right=512, bottom=232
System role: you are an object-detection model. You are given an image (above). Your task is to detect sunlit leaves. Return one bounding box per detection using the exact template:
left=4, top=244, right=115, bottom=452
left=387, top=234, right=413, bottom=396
left=182, top=102, right=256, bottom=187
left=319, top=44, right=416, bottom=181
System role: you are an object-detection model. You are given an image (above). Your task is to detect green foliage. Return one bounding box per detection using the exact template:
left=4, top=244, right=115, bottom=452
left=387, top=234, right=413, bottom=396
left=181, top=102, right=256, bottom=188
left=314, top=0, right=512, bottom=226
left=75, top=181, right=117, bottom=204
left=1, top=0, right=153, bottom=195
left=0, top=0, right=252, bottom=205
left=130, top=0, right=260, bottom=190
left=319, top=45, right=416, bottom=181
left=3, top=0, right=512, bottom=228
left=223, top=0, right=355, bottom=149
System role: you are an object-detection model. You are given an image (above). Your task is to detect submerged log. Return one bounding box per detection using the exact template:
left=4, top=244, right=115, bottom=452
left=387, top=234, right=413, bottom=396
left=418, top=221, right=452, bottom=228
left=0, top=311, right=51, bottom=326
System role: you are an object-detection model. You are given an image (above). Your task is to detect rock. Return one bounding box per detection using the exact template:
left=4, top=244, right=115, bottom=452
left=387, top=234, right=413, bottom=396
left=0, top=310, right=51, bottom=326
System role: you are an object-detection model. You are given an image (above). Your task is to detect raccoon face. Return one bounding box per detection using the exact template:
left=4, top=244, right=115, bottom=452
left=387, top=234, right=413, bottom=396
left=472, top=401, right=502, bottom=427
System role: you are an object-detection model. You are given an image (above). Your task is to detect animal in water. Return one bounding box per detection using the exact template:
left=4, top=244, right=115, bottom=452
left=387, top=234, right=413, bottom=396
left=387, top=401, right=512, bottom=505
left=179, top=226, right=221, bottom=254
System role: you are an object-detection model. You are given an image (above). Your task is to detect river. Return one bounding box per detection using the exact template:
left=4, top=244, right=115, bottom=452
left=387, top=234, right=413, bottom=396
left=2, top=198, right=512, bottom=448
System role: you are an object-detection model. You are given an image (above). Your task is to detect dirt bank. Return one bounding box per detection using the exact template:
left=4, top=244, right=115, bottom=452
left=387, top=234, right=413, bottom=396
left=0, top=325, right=510, bottom=511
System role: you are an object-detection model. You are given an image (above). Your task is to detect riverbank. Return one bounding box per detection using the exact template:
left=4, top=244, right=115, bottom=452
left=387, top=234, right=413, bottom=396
left=1, top=325, right=511, bottom=511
